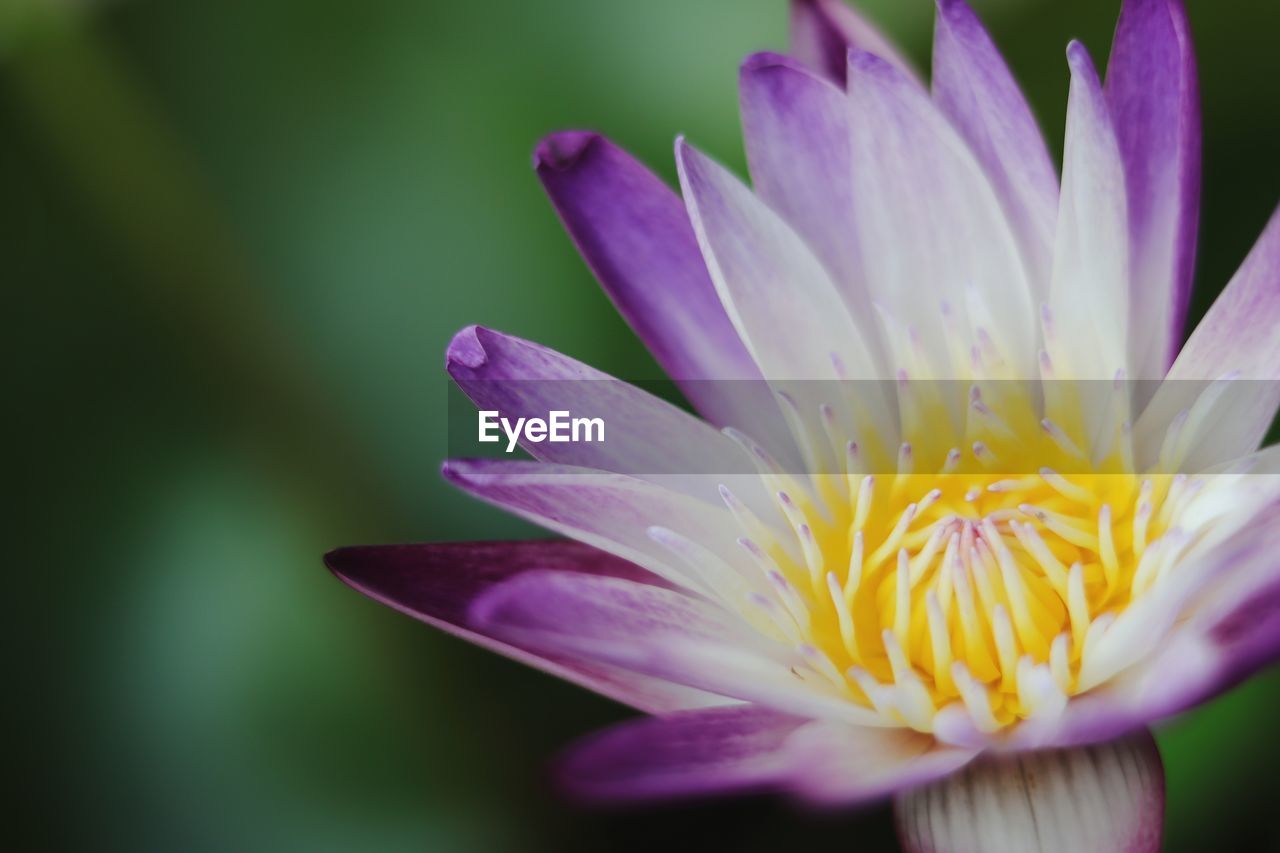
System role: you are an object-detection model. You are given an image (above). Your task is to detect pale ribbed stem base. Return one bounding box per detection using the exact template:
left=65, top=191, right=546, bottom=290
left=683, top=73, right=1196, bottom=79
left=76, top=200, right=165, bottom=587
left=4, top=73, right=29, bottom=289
left=894, top=730, right=1164, bottom=853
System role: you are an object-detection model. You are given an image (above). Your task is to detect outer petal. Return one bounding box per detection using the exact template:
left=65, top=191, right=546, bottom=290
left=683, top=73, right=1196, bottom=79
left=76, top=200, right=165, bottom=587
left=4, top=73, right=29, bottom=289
left=446, top=325, right=767, bottom=508
left=739, top=52, right=872, bottom=326
left=1105, top=0, right=1201, bottom=376
left=558, top=705, right=975, bottom=806
left=471, top=569, right=777, bottom=656
left=896, top=731, right=1164, bottom=853
left=324, top=540, right=727, bottom=713
left=675, top=138, right=882, bottom=380
left=932, top=0, right=1058, bottom=289
left=534, top=131, right=760, bottom=428
left=442, top=459, right=758, bottom=596
left=789, top=0, right=921, bottom=87
left=556, top=706, right=808, bottom=802
left=1136, top=208, right=1280, bottom=468
left=844, top=50, right=1036, bottom=375
left=782, top=721, right=976, bottom=806
left=471, top=569, right=883, bottom=724
left=1046, top=43, right=1129, bottom=386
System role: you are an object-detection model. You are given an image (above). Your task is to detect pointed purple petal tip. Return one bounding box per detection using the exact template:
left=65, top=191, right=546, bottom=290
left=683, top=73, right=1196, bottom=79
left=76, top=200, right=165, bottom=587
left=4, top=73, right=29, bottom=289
left=935, top=0, right=975, bottom=18
left=672, top=133, right=693, bottom=165
left=741, top=50, right=809, bottom=76
left=933, top=0, right=991, bottom=45
left=440, top=458, right=465, bottom=484
left=672, top=136, right=716, bottom=192
left=846, top=46, right=895, bottom=77
left=322, top=543, right=406, bottom=599
left=1065, top=39, right=1094, bottom=72
left=791, top=0, right=921, bottom=86
left=322, top=545, right=360, bottom=581
left=439, top=457, right=507, bottom=487
left=445, top=324, right=489, bottom=372
left=533, top=130, right=601, bottom=173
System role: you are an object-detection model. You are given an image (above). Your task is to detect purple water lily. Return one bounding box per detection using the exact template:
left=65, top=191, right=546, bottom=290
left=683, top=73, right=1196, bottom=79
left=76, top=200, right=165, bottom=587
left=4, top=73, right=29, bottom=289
left=327, top=1, right=1279, bottom=849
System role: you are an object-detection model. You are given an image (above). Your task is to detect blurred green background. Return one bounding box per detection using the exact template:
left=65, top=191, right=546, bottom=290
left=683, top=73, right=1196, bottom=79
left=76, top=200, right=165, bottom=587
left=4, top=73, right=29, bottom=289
left=6, top=0, right=1278, bottom=849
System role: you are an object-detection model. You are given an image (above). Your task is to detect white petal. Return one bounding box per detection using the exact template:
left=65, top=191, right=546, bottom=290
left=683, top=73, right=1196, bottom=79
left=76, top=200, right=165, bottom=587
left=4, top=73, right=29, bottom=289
left=844, top=49, right=1036, bottom=377
left=1047, top=43, right=1130, bottom=385
left=676, top=138, right=882, bottom=381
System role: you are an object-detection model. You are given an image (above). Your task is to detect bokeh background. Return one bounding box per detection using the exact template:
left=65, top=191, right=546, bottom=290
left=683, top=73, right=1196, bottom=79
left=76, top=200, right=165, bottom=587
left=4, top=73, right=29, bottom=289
left=7, top=0, right=1278, bottom=849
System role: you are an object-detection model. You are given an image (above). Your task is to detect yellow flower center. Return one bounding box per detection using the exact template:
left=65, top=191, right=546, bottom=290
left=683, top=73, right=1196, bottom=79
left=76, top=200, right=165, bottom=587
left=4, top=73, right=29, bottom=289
left=728, top=380, right=1190, bottom=733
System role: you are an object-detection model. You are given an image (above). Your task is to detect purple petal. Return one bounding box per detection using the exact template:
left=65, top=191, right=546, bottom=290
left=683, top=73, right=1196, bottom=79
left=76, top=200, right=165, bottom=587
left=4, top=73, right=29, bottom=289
left=788, top=0, right=921, bottom=86
left=896, top=731, right=1164, bottom=853
left=843, top=49, right=1036, bottom=374
left=557, top=706, right=807, bottom=802
left=534, top=131, right=759, bottom=427
left=471, top=568, right=883, bottom=724
left=560, top=705, right=976, bottom=806
left=1105, top=0, right=1201, bottom=375
left=739, top=52, right=869, bottom=319
left=442, top=459, right=756, bottom=594
left=932, top=0, right=1058, bottom=288
left=324, top=540, right=726, bottom=713
left=446, top=325, right=767, bottom=506
left=470, top=569, right=770, bottom=654
left=1195, top=577, right=1280, bottom=695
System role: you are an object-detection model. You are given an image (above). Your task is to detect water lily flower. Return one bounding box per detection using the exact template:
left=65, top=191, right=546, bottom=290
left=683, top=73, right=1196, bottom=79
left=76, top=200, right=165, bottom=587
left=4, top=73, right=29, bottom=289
left=327, top=0, right=1279, bottom=849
